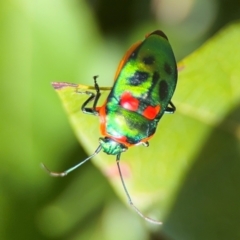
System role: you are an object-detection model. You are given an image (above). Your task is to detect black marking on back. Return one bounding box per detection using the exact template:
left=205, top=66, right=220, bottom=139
left=164, top=62, right=172, bottom=75
left=143, top=71, right=160, bottom=103
left=124, top=120, right=156, bottom=144
left=152, top=71, right=160, bottom=83
left=128, top=71, right=149, bottom=86
left=143, top=56, right=155, bottom=65
left=159, top=80, right=168, bottom=101
left=147, top=71, right=160, bottom=96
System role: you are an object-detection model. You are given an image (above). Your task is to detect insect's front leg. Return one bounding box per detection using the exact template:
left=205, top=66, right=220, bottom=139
left=78, top=76, right=101, bottom=116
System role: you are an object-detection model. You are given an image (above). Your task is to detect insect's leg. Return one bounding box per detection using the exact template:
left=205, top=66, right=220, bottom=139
left=116, top=154, right=162, bottom=225
left=141, top=142, right=149, bottom=147
left=164, top=101, right=176, bottom=114
left=92, top=75, right=101, bottom=112
left=81, top=75, right=101, bottom=116
left=81, top=91, right=97, bottom=115
left=42, top=145, right=102, bottom=177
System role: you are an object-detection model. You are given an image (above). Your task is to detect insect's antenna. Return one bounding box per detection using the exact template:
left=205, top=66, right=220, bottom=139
left=41, top=145, right=102, bottom=177
left=116, top=154, right=162, bottom=225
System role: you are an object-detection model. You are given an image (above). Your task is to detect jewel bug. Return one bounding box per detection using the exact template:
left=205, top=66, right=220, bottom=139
left=42, top=30, right=178, bottom=224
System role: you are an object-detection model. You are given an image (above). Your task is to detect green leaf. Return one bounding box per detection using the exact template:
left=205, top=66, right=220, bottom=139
left=53, top=23, right=240, bottom=239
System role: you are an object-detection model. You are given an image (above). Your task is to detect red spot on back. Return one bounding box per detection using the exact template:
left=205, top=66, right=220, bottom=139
left=143, top=105, right=160, bottom=120
left=120, top=92, right=139, bottom=111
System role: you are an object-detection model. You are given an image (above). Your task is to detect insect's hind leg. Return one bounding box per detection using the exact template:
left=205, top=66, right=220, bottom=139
left=164, top=101, right=176, bottom=114
left=81, top=75, right=101, bottom=116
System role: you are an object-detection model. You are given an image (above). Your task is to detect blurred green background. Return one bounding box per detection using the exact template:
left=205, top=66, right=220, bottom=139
left=1, top=0, right=240, bottom=239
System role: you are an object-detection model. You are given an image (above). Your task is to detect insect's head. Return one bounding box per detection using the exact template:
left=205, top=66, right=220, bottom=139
left=99, top=137, right=128, bottom=155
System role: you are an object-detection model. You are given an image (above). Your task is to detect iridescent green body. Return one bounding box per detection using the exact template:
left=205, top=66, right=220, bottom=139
left=45, top=30, right=178, bottom=224
left=98, top=30, right=177, bottom=152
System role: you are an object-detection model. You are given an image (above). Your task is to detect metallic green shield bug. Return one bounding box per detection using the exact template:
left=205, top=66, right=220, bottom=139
left=42, top=30, right=178, bottom=225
